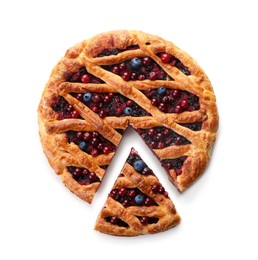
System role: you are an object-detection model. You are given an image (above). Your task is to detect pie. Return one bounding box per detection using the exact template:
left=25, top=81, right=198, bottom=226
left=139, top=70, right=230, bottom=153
left=95, top=148, right=180, bottom=236
left=38, top=30, right=218, bottom=204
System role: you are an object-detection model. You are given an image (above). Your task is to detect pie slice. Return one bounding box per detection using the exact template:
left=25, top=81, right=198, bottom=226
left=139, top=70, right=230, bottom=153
left=38, top=30, right=218, bottom=203
left=95, top=148, right=181, bottom=236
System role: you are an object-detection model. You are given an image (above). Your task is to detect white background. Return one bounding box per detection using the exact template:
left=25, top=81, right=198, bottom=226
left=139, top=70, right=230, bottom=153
left=1, top=0, right=258, bottom=259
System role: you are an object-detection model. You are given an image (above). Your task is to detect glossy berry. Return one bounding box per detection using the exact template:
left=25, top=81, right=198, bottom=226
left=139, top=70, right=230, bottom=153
left=118, top=188, right=127, bottom=196
left=81, top=74, right=90, bottom=83
left=144, top=197, right=154, bottom=206
left=124, top=107, right=133, bottom=115
left=133, top=160, right=145, bottom=172
left=83, top=93, right=92, bottom=102
left=151, top=184, right=160, bottom=193
left=121, top=71, right=131, bottom=81
left=134, top=194, right=145, bottom=205
left=110, top=216, right=118, bottom=224
left=180, top=99, right=189, bottom=109
left=142, top=57, right=152, bottom=66
left=160, top=53, right=171, bottom=63
left=140, top=216, right=149, bottom=225
left=79, top=141, right=87, bottom=151
left=157, top=86, right=166, bottom=96
left=88, top=172, right=97, bottom=181
left=91, top=149, right=99, bottom=157
left=130, top=58, right=142, bottom=70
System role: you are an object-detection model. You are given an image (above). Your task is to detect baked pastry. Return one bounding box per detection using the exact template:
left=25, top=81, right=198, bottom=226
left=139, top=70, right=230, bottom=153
left=95, top=148, right=180, bottom=236
left=38, top=30, right=218, bottom=203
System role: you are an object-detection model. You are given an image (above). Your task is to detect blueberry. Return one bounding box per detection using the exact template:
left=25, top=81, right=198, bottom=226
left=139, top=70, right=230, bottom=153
left=134, top=194, right=145, bottom=205
left=83, top=92, right=92, bottom=102
left=157, top=86, right=166, bottom=96
left=133, top=160, right=145, bottom=172
left=124, top=107, right=133, bottom=115
left=130, top=58, right=142, bottom=70
left=79, top=141, right=87, bottom=151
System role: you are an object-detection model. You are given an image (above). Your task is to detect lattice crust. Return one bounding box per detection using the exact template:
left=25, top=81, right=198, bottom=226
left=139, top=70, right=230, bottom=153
left=38, top=30, right=218, bottom=203
left=95, top=148, right=180, bottom=236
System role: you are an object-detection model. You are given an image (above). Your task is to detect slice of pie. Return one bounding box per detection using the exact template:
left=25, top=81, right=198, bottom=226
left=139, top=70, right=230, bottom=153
left=95, top=148, right=180, bottom=236
left=38, top=30, right=218, bottom=203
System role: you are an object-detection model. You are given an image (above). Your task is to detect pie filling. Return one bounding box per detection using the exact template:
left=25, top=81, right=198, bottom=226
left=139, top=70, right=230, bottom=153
left=68, top=67, right=104, bottom=84
left=105, top=215, right=159, bottom=227
left=66, top=130, right=117, bottom=157
left=135, top=126, right=190, bottom=149
left=102, top=56, right=172, bottom=81
left=97, top=44, right=140, bottom=57
left=179, top=122, right=202, bottom=131
left=67, top=166, right=100, bottom=185
left=161, top=156, right=187, bottom=176
left=141, top=87, right=200, bottom=113
left=72, top=92, right=150, bottom=118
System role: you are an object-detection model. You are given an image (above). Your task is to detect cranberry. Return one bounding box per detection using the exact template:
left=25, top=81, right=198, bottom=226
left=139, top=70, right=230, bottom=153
left=160, top=53, right=171, bottom=63
left=128, top=190, right=136, bottom=198
left=140, top=216, right=149, bottom=225
left=67, top=104, right=73, bottom=112
left=144, top=197, right=154, bottom=206
left=76, top=132, right=83, bottom=139
left=92, top=94, right=102, bottom=103
left=118, top=188, right=127, bottom=196
left=149, top=141, right=156, bottom=149
left=81, top=74, right=90, bottom=83
left=174, top=105, right=182, bottom=113
left=126, top=100, right=134, bottom=106
left=92, top=132, right=99, bottom=138
left=158, top=102, right=166, bottom=111
left=111, top=66, right=120, bottom=74
left=176, top=169, right=183, bottom=176
left=109, top=189, right=118, bottom=199
left=142, top=57, right=152, bottom=66
left=158, top=186, right=165, bottom=194
left=163, top=129, right=170, bottom=136
left=91, top=138, right=99, bottom=147
left=138, top=74, right=146, bottom=80
left=76, top=93, right=83, bottom=101
left=151, top=184, right=160, bottom=193
left=149, top=71, right=157, bottom=80
left=103, top=95, right=111, bottom=103
left=116, top=107, right=123, bottom=114
left=148, top=128, right=155, bottom=137
left=91, top=149, right=99, bottom=157
left=102, top=146, right=111, bottom=154
left=172, top=89, right=180, bottom=98
left=163, top=191, right=169, bottom=198
left=180, top=99, right=189, bottom=109
left=119, top=62, right=126, bottom=71
left=73, top=168, right=82, bottom=177
left=110, top=216, right=118, bottom=224
left=121, top=71, right=131, bottom=81
left=151, top=98, right=159, bottom=106
left=131, top=72, right=138, bottom=80
left=122, top=199, right=130, bottom=207
left=88, top=172, right=97, bottom=181
left=83, top=132, right=92, bottom=141
left=91, top=106, right=98, bottom=113
left=71, top=110, right=79, bottom=118
left=99, top=110, right=107, bottom=118
left=83, top=169, right=89, bottom=175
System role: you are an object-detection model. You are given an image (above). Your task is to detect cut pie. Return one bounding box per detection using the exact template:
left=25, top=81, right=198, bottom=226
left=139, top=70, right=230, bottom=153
left=38, top=30, right=218, bottom=203
left=95, top=148, right=180, bottom=236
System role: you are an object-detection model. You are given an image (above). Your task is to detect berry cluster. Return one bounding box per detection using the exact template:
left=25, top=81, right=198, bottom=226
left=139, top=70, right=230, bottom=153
left=161, top=156, right=187, bottom=176
left=142, top=86, right=200, bottom=113
left=67, top=166, right=100, bottom=185
left=136, top=126, right=190, bottom=150
left=66, top=130, right=116, bottom=157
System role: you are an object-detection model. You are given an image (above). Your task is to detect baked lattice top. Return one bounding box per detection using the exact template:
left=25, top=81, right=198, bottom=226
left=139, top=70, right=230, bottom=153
left=38, top=30, right=218, bottom=203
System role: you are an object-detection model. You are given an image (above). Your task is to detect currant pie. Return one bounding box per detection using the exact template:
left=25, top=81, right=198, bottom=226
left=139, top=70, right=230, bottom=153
left=95, top=148, right=180, bottom=236
left=38, top=30, right=218, bottom=203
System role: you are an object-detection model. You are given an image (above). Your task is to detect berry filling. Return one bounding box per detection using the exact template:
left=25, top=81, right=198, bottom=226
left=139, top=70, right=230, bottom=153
left=161, top=156, right=187, bottom=176
left=158, top=52, right=191, bottom=75
left=104, top=216, right=129, bottom=228
left=72, top=92, right=150, bottom=118
left=103, top=56, right=172, bottom=81
left=67, top=166, right=100, bottom=185
left=142, top=87, right=200, bottom=113
left=66, top=130, right=117, bottom=157
left=136, top=216, right=159, bottom=225
left=126, top=152, right=154, bottom=175
left=109, top=187, right=158, bottom=208
left=97, top=44, right=140, bottom=57
left=179, top=122, right=202, bottom=131
left=68, top=67, right=104, bottom=84
left=51, top=96, right=81, bottom=120
left=136, top=126, right=190, bottom=150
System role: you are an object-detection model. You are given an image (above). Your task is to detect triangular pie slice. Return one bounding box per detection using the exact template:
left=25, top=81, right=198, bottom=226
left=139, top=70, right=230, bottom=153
left=95, top=148, right=181, bottom=236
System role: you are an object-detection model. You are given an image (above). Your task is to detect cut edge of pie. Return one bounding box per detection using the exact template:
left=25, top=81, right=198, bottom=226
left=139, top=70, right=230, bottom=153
left=94, top=147, right=181, bottom=236
left=38, top=30, right=219, bottom=203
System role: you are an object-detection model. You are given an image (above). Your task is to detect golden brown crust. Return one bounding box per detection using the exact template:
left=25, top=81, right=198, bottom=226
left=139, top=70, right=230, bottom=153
left=38, top=30, right=218, bottom=203
left=94, top=150, right=181, bottom=236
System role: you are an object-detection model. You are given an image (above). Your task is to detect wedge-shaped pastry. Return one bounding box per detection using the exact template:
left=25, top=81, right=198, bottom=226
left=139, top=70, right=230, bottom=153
left=95, top=148, right=180, bottom=236
left=38, top=30, right=218, bottom=203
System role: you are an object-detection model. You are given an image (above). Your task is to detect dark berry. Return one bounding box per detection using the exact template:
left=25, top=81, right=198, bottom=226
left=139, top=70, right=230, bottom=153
left=81, top=74, right=90, bottom=83
left=160, top=53, right=171, bottom=63
left=124, top=107, right=133, bottom=115
left=157, top=86, right=166, bottom=96
left=134, top=194, right=145, bottom=205
left=133, top=160, right=145, bottom=172
left=130, top=58, right=142, bottom=70
left=79, top=141, right=87, bottom=151
left=83, top=93, right=92, bottom=102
